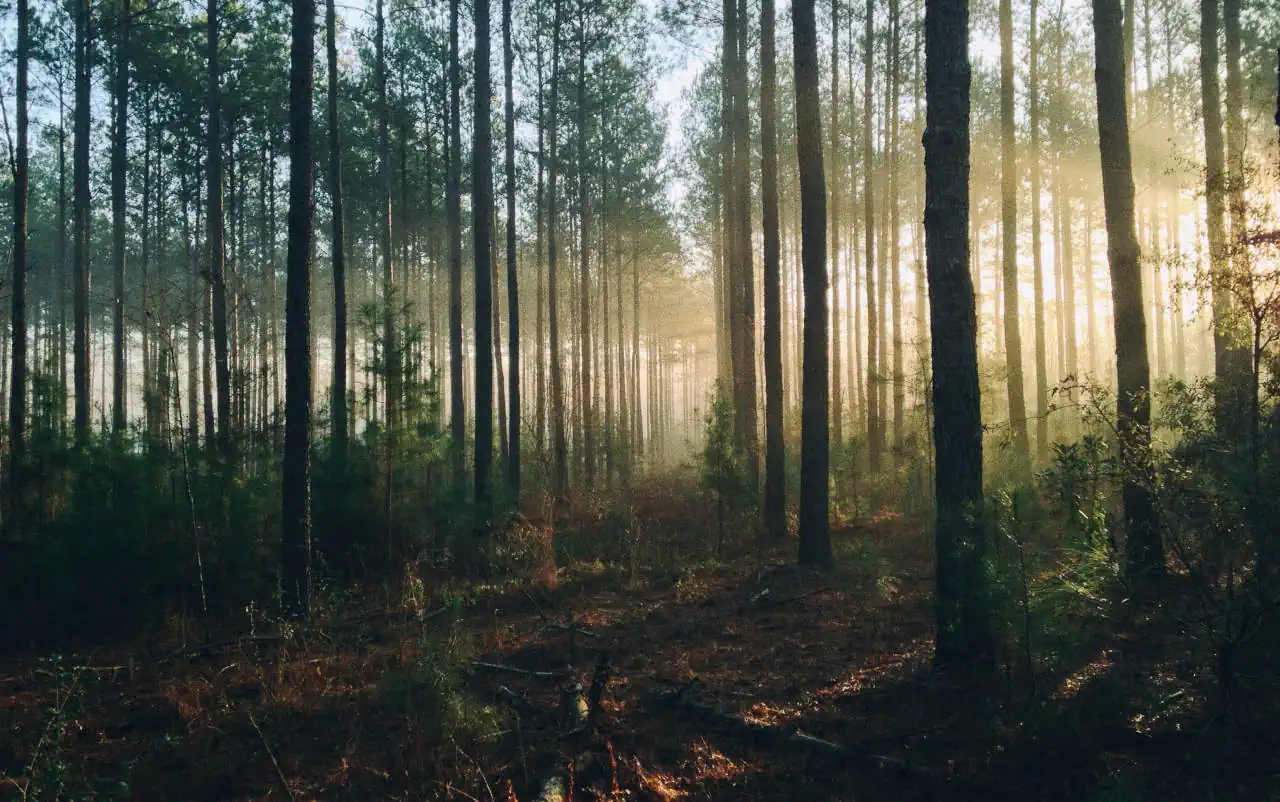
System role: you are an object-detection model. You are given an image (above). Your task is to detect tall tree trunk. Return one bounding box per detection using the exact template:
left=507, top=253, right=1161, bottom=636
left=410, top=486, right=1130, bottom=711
left=10, top=0, right=29, bottom=511
left=830, top=0, right=842, bottom=447
left=57, top=86, right=68, bottom=439
left=282, top=0, right=315, bottom=620
left=448, top=0, right=466, bottom=491
left=1091, top=0, right=1162, bottom=579
left=576, top=16, right=594, bottom=492
left=794, top=0, right=830, bottom=566
left=474, top=0, right=495, bottom=521
left=1000, top=0, right=1030, bottom=473
left=1030, top=0, right=1048, bottom=464
left=375, top=0, right=397, bottom=430
left=73, top=0, right=91, bottom=442
left=548, top=0, right=568, bottom=500
left=503, top=0, right=520, bottom=497
left=732, top=0, right=757, bottom=485
left=1223, top=0, right=1245, bottom=275
left=326, top=0, right=347, bottom=467
left=890, top=0, right=904, bottom=451
left=208, top=0, right=231, bottom=455
left=535, top=27, right=547, bottom=456
left=1200, top=0, right=1241, bottom=425
left=863, top=0, right=881, bottom=471
left=111, top=0, right=129, bottom=434
left=761, top=0, right=784, bottom=540
left=925, top=0, right=991, bottom=671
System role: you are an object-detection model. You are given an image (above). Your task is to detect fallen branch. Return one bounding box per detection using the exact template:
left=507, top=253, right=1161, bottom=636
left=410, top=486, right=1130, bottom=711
left=248, top=713, right=296, bottom=802
left=649, top=683, right=928, bottom=777
left=587, top=651, right=611, bottom=726
left=495, top=685, right=552, bottom=721
left=472, top=661, right=571, bottom=679
left=163, top=635, right=283, bottom=662
left=535, top=622, right=601, bottom=639
left=753, top=586, right=834, bottom=609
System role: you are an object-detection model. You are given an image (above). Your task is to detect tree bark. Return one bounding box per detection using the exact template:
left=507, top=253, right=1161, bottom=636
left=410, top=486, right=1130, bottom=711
left=925, top=0, right=991, bottom=671
left=1000, top=0, right=1031, bottom=474
left=282, top=0, right=316, bottom=620
left=10, top=0, right=29, bottom=511
left=474, top=0, right=495, bottom=523
left=448, top=0, right=466, bottom=491
left=73, top=0, right=91, bottom=442
left=1030, top=0, right=1049, bottom=464
left=111, top=0, right=129, bottom=434
left=503, top=0, right=520, bottom=498
left=864, top=0, right=881, bottom=471
left=326, top=0, right=347, bottom=467
left=794, top=0, right=830, bottom=567
left=375, top=0, right=397, bottom=430
left=761, top=0, right=784, bottom=541
left=1091, top=0, right=1163, bottom=579
left=830, top=0, right=842, bottom=447
left=208, top=0, right=231, bottom=455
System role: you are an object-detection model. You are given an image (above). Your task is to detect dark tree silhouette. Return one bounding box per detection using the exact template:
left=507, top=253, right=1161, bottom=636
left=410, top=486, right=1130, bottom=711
left=1091, top=0, right=1163, bottom=579
left=473, top=0, right=495, bottom=522
left=794, top=0, right=830, bottom=567
left=326, top=0, right=347, bottom=467
left=9, top=0, right=29, bottom=511
left=761, top=0, right=785, bottom=541
left=925, top=0, right=992, bottom=671
left=503, top=0, right=520, bottom=498
left=282, top=0, right=316, bottom=620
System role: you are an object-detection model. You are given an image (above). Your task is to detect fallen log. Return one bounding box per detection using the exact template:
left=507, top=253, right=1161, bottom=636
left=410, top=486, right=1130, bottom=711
left=472, top=661, right=571, bottom=679
left=648, top=682, right=928, bottom=777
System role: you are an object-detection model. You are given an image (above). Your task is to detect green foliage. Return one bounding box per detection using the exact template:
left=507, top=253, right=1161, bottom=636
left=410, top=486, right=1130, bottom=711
left=378, top=618, right=499, bottom=745
left=834, top=535, right=897, bottom=599
left=1, top=657, right=131, bottom=801
left=1, top=433, right=276, bottom=647
left=699, top=388, right=755, bottom=554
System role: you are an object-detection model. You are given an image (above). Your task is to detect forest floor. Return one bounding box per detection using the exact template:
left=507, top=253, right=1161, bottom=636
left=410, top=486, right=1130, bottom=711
left=2, top=488, right=1278, bottom=801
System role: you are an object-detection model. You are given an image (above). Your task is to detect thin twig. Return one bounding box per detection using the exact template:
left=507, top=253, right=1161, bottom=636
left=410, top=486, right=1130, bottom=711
left=248, top=713, right=295, bottom=802
left=472, top=661, right=570, bottom=679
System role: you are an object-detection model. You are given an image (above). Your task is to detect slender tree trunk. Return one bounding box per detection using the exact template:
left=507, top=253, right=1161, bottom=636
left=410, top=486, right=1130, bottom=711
left=375, top=0, right=397, bottom=430
left=111, top=0, right=129, bottom=434
left=448, top=0, right=466, bottom=491
left=548, top=0, right=568, bottom=500
left=890, top=0, right=904, bottom=452
left=208, top=0, right=231, bottom=455
left=830, top=0, right=842, bottom=447
left=10, top=0, right=29, bottom=511
left=1000, top=0, right=1030, bottom=473
left=1030, top=0, right=1049, bottom=463
left=1092, top=0, right=1163, bottom=579
left=576, top=16, right=594, bottom=492
left=535, top=43, right=547, bottom=457
left=1200, top=0, right=1241, bottom=425
left=794, top=0, right=830, bottom=566
left=761, top=0, right=784, bottom=540
left=925, top=0, right=991, bottom=671
left=73, top=0, right=91, bottom=442
left=733, top=0, right=757, bottom=485
left=864, top=0, right=880, bottom=471
left=503, top=0, right=520, bottom=497
left=58, top=87, right=68, bottom=439
left=282, top=0, right=315, bottom=619
left=473, top=0, right=495, bottom=523
left=327, top=0, right=347, bottom=467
